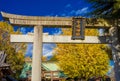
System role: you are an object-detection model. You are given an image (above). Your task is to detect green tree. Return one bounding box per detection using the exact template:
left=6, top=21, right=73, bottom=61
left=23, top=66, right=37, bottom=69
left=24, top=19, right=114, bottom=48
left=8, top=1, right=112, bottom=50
left=87, top=0, right=120, bottom=18
left=54, top=28, right=110, bottom=79
left=87, top=0, right=120, bottom=40
left=0, top=21, right=26, bottom=79
left=87, top=1, right=120, bottom=81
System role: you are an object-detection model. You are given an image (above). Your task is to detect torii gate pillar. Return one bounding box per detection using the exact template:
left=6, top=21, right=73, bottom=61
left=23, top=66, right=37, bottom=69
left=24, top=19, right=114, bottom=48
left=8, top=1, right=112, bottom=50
left=32, top=26, right=43, bottom=81
left=2, top=12, right=120, bottom=81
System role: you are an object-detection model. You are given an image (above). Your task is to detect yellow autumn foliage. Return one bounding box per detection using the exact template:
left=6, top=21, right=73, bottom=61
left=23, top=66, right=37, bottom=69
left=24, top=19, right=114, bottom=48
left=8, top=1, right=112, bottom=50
left=0, top=21, right=26, bottom=79
left=55, top=28, right=110, bottom=79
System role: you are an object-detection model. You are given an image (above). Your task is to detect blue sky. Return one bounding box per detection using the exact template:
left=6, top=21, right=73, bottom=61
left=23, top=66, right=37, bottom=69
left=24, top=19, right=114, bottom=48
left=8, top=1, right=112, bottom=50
left=0, top=0, right=115, bottom=75
left=0, top=0, right=90, bottom=18
left=0, top=0, right=114, bottom=71
left=0, top=0, right=91, bottom=58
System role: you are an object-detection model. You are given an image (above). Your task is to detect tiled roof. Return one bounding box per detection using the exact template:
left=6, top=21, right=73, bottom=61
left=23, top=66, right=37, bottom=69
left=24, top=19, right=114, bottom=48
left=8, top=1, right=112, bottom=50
left=42, top=61, right=60, bottom=71
left=20, top=61, right=61, bottom=78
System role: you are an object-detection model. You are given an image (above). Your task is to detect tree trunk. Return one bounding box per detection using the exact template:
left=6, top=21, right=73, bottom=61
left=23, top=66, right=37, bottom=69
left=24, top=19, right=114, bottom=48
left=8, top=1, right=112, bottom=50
left=109, top=27, right=120, bottom=81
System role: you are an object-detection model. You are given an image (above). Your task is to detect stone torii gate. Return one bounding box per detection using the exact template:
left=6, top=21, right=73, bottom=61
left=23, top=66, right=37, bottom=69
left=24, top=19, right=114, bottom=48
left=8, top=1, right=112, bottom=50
left=1, top=12, right=120, bottom=81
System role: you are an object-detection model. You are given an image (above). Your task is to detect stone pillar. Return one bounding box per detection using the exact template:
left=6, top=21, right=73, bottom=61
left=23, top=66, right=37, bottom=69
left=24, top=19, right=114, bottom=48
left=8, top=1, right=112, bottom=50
left=109, top=27, right=120, bottom=81
left=32, top=26, right=43, bottom=81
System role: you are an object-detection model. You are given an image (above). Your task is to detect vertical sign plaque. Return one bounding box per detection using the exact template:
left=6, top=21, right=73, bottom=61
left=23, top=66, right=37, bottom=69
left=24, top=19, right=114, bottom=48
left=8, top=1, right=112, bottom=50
left=72, top=17, right=85, bottom=40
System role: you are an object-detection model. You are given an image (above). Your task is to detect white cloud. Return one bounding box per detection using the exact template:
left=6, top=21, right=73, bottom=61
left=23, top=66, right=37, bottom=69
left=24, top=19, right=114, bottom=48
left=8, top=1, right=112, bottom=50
left=53, top=30, right=62, bottom=35
left=75, top=10, right=82, bottom=15
left=75, top=7, right=88, bottom=15
left=99, top=29, right=104, bottom=36
left=61, top=13, right=66, bottom=16
left=20, top=27, right=33, bottom=34
left=69, top=7, right=89, bottom=16
left=20, top=27, right=26, bottom=34
left=81, top=7, right=88, bottom=12
left=43, top=44, right=56, bottom=57
left=25, top=44, right=56, bottom=58
left=43, top=50, right=54, bottom=57
left=70, top=10, right=76, bottom=15
left=65, top=4, right=71, bottom=8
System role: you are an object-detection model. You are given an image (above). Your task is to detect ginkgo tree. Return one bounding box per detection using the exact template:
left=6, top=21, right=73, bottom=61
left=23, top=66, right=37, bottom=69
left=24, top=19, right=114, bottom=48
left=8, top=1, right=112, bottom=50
left=54, top=28, right=110, bottom=79
left=0, top=21, right=27, bottom=79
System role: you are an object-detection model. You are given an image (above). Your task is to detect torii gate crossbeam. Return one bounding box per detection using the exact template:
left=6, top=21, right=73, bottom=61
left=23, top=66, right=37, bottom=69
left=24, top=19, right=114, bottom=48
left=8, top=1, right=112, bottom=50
left=1, top=12, right=120, bottom=81
left=10, top=34, right=110, bottom=44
